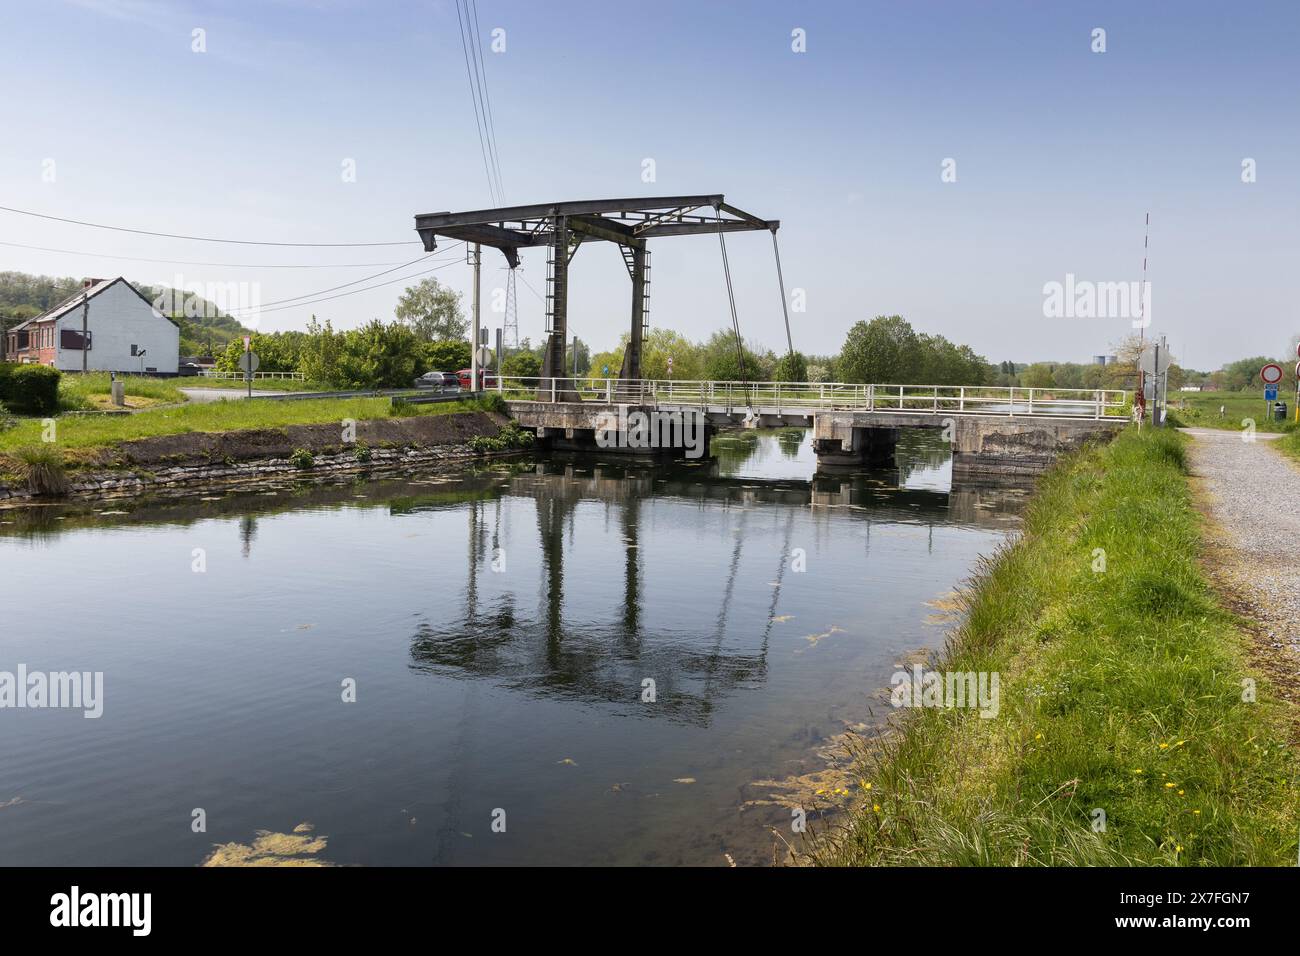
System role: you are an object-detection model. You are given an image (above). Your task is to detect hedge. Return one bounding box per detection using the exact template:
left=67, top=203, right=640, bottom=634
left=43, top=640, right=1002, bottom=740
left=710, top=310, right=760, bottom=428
left=0, top=364, right=62, bottom=416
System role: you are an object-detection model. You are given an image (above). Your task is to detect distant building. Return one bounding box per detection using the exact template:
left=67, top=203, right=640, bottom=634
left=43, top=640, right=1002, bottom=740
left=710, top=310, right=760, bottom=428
left=1092, top=355, right=1108, bottom=365
left=3, top=278, right=180, bottom=374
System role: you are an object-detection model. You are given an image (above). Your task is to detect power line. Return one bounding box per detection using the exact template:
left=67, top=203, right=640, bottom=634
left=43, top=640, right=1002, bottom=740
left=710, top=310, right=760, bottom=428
left=0, top=204, right=422, bottom=247
left=454, top=0, right=500, bottom=206
left=0, top=239, right=410, bottom=269
left=230, top=259, right=463, bottom=316
left=468, top=0, right=505, bottom=201
left=227, top=243, right=464, bottom=312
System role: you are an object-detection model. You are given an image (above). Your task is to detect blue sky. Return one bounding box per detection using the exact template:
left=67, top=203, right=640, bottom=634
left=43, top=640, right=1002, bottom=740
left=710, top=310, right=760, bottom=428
left=0, top=0, right=1295, bottom=370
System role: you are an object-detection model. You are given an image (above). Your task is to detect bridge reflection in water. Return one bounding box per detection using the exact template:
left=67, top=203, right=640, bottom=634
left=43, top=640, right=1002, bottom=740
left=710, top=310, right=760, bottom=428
left=404, top=429, right=1026, bottom=729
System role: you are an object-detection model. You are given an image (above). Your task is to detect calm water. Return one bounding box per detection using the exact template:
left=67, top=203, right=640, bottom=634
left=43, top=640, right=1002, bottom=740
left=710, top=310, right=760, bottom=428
left=0, top=429, right=1025, bottom=866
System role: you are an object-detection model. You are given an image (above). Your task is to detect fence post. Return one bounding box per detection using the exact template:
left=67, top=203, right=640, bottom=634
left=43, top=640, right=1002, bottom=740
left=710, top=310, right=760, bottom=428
left=959, top=386, right=966, bottom=412
left=550, top=378, right=556, bottom=404
left=606, top=379, right=612, bottom=403
left=1028, top=388, right=1034, bottom=416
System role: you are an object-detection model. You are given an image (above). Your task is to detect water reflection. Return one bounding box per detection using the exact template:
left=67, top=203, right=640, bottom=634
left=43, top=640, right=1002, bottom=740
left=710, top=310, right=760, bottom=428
left=0, top=427, right=1029, bottom=866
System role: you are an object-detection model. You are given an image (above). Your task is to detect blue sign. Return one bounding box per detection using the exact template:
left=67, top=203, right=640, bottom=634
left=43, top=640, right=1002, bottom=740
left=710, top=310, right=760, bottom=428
left=602, top=364, right=609, bottom=377
left=1265, top=385, right=1278, bottom=401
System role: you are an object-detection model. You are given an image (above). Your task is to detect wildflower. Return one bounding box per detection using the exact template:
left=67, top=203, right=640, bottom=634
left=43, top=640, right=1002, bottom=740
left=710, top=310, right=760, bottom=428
left=872, top=804, right=881, bottom=813
left=1159, top=743, right=1169, bottom=750
left=1133, top=769, right=1144, bottom=774
left=1165, top=782, right=1175, bottom=789
left=1178, top=790, right=1184, bottom=796
left=1193, top=810, right=1201, bottom=816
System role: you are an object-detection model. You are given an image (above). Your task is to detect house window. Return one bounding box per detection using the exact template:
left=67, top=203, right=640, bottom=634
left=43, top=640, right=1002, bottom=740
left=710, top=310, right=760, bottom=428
left=130, top=344, right=139, bottom=356
left=60, top=329, right=92, bottom=351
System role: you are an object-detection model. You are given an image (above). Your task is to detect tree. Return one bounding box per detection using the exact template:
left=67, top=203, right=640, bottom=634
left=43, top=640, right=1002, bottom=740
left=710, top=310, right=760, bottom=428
left=1021, top=362, right=1056, bottom=388
left=838, top=315, right=921, bottom=383
left=214, top=331, right=299, bottom=373
left=422, top=339, right=472, bottom=373
left=500, top=350, right=541, bottom=379
left=337, top=319, right=422, bottom=388
left=298, top=316, right=345, bottom=386
left=773, top=351, right=808, bottom=382
left=394, top=278, right=467, bottom=341
left=700, top=330, right=766, bottom=381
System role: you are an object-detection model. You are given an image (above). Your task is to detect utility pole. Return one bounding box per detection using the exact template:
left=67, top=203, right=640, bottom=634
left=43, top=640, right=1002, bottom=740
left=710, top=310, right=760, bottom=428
left=81, top=289, right=89, bottom=372
left=470, top=243, right=481, bottom=393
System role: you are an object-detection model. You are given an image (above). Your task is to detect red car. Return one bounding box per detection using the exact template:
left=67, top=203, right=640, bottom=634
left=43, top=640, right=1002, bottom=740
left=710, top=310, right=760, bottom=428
left=456, top=368, right=498, bottom=391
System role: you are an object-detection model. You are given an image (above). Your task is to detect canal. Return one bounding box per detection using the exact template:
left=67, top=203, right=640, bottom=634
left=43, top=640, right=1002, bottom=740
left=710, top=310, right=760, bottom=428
left=0, top=428, right=1027, bottom=866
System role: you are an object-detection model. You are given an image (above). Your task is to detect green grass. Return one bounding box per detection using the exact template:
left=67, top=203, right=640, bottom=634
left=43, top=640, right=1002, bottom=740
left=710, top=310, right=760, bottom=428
left=0, top=395, right=503, bottom=455
left=816, top=427, right=1300, bottom=866
left=1167, top=390, right=1296, bottom=433
left=58, top=372, right=189, bottom=410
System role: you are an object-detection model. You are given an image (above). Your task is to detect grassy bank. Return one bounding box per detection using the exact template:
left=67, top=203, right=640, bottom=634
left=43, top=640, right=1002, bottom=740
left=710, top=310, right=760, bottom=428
left=818, top=427, right=1299, bottom=866
left=0, top=395, right=506, bottom=455
left=57, top=372, right=189, bottom=411
left=1168, top=389, right=1295, bottom=433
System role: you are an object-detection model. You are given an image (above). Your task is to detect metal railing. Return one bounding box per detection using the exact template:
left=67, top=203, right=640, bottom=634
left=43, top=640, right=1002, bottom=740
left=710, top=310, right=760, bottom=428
left=495, top=377, right=1129, bottom=420
left=197, top=370, right=307, bottom=381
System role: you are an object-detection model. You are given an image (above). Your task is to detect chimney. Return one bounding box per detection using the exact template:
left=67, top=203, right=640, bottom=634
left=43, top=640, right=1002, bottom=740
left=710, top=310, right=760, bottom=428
left=83, top=277, right=105, bottom=289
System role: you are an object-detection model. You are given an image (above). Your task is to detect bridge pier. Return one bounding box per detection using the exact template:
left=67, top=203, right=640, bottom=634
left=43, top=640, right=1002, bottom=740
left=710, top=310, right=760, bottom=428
left=812, top=426, right=899, bottom=467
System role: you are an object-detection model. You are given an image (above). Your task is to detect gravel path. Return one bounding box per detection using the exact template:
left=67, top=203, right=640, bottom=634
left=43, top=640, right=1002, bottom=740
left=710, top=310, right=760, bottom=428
left=1183, top=428, right=1300, bottom=679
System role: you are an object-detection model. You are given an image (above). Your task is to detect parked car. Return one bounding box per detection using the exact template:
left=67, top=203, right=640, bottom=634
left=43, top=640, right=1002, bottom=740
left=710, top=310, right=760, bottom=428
left=413, top=370, right=461, bottom=392
left=456, top=368, right=498, bottom=391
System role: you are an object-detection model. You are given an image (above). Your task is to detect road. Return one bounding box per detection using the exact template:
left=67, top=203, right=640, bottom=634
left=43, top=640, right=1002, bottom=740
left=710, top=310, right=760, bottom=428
left=179, top=387, right=280, bottom=403
left=1182, top=427, right=1300, bottom=698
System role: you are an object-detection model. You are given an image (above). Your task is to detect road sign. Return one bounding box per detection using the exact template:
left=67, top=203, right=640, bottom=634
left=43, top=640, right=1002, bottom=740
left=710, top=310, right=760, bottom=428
left=475, top=346, right=492, bottom=368
left=1261, top=363, right=1283, bottom=384
left=237, top=351, right=260, bottom=374
left=1265, top=385, right=1278, bottom=401
left=602, top=364, right=609, bottom=377
left=1140, top=345, right=1169, bottom=376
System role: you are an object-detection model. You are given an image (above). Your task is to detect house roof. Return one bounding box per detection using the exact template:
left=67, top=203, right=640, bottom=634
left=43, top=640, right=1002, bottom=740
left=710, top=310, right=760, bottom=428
left=9, top=277, right=179, bottom=331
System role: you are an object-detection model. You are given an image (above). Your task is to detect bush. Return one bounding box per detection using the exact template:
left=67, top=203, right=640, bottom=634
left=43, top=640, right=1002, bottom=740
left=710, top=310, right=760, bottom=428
left=289, top=447, right=315, bottom=469
left=12, top=444, right=69, bottom=495
left=468, top=421, right=534, bottom=453
left=0, top=402, right=16, bottom=432
left=0, top=364, right=61, bottom=416
left=353, top=443, right=373, bottom=463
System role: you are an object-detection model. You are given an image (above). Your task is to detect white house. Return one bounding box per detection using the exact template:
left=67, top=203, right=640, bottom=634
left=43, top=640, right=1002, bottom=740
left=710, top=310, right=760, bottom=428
left=4, top=277, right=180, bottom=375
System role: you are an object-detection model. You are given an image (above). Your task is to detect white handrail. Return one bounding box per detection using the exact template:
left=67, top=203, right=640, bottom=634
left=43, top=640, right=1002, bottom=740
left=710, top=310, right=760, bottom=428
left=490, top=377, right=1129, bottom=419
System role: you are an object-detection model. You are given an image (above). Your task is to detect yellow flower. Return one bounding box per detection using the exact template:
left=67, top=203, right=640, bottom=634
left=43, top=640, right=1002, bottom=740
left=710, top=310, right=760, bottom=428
left=1178, top=790, right=1184, bottom=796
left=1175, top=845, right=1183, bottom=854
left=1133, top=769, right=1144, bottom=774
left=1193, top=810, right=1201, bottom=816
left=1035, top=733, right=1043, bottom=740
left=862, top=782, right=873, bottom=790
left=872, top=804, right=881, bottom=813
left=1176, top=740, right=1186, bottom=747
left=1165, top=782, right=1176, bottom=789
left=1159, top=743, right=1169, bottom=750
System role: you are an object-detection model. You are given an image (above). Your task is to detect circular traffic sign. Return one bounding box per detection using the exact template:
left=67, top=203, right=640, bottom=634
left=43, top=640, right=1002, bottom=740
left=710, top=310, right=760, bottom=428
left=475, top=346, right=493, bottom=367
left=1261, top=363, right=1283, bottom=384
left=238, top=351, right=260, bottom=374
